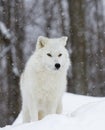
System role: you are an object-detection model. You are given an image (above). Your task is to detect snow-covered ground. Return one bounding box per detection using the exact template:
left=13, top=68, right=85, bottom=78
left=1, top=93, right=105, bottom=130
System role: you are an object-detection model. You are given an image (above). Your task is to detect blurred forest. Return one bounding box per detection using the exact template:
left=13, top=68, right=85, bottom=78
left=0, top=0, right=105, bottom=127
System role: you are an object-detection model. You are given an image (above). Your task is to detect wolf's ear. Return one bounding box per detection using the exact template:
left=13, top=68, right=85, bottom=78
left=60, top=36, right=68, bottom=46
left=36, top=36, right=48, bottom=49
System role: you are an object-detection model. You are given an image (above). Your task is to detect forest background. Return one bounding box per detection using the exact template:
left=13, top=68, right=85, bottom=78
left=0, top=0, right=105, bottom=127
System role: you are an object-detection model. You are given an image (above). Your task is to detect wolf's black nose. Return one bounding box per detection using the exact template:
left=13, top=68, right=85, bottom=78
left=55, top=63, right=60, bottom=69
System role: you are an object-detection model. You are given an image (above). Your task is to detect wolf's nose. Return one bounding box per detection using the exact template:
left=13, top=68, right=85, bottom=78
left=55, top=63, right=60, bottom=69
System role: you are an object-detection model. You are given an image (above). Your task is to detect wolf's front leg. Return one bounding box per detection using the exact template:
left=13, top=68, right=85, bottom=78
left=22, top=108, right=30, bottom=123
left=29, top=102, right=38, bottom=121
left=56, top=101, right=62, bottom=114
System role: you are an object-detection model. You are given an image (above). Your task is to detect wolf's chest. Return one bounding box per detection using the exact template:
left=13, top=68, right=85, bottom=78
left=35, top=73, right=60, bottom=90
left=34, top=71, right=64, bottom=97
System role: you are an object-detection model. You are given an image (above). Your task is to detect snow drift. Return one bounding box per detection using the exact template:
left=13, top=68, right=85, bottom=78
left=1, top=93, right=105, bottom=130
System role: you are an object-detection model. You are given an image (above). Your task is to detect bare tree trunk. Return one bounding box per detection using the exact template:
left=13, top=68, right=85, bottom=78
left=43, top=0, right=53, bottom=37
left=0, top=0, right=25, bottom=126
left=93, top=0, right=105, bottom=96
left=68, top=0, right=87, bottom=95
left=7, top=0, right=25, bottom=124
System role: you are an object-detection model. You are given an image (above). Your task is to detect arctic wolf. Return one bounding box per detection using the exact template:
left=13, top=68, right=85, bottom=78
left=20, top=36, right=70, bottom=122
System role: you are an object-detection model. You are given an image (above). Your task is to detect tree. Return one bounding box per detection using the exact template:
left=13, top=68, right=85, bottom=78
left=0, top=0, right=25, bottom=126
left=85, top=0, right=105, bottom=96
left=67, top=0, right=105, bottom=96
left=68, top=0, right=87, bottom=95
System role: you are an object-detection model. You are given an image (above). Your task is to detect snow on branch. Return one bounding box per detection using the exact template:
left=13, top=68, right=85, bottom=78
left=0, top=45, right=12, bottom=60
left=0, top=21, right=11, bottom=40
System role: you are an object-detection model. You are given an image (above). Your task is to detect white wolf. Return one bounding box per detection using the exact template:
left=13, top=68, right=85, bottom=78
left=20, top=36, right=70, bottom=122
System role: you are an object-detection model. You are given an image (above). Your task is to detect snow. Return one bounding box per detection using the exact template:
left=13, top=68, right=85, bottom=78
left=0, top=21, right=11, bottom=39
left=1, top=93, right=105, bottom=130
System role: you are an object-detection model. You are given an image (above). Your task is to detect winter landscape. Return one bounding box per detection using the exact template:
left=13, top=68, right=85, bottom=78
left=0, top=0, right=105, bottom=129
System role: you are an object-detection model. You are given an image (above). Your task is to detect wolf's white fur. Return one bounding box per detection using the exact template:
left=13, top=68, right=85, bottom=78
left=20, top=36, right=70, bottom=122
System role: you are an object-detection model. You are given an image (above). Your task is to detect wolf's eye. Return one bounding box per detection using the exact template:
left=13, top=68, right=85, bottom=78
left=58, top=53, right=62, bottom=57
left=47, top=53, right=52, bottom=57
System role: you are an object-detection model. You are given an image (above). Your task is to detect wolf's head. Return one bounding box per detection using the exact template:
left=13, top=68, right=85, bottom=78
left=35, top=36, right=70, bottom=72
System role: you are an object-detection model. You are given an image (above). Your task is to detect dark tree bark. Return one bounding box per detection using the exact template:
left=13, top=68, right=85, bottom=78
left=68, top=0, right=88, bottom=95
left=0, top=0, right=25, bottom=126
